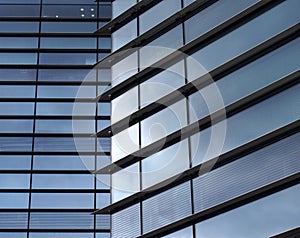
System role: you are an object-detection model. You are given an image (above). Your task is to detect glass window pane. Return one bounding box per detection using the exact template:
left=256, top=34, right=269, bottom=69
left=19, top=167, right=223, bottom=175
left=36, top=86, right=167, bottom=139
left=190, top=0, right=300, bottom=73
left=96, top=193, right=110, bottom=209
left=0, top=53, right=37, bottom=64
left=112, top=0, right=136, bottom=18
left=0, top=102, right=34, bottom=115
left=0, top=174, right=30, bottom=189
left=38, top=69, right=94, bottom=82
left=31, top=194, right=93, bottom=208
left=0, top=37, right=38, bottom=48
left=0, top=233, right=26, bottom=238
left=112, top=19, right=137, bottom=51
left=99, top=4, right=111, bottom=19
left=36, top=102, right=95, bottom=115
left=0, top=69, right=36, bottom=81
left=0, top=137, right=32, bottom=151
left=142, top=139, right=189, bottom=189
left=0, top=0, right=39, bottom=3
left=0, top=156, right=31, bottom=170
left=30, top=233, right=93, bottom=238
left=32, top=174, right=94, bottom=189
left=39, top=53, right=96, bottom=65
left=184, top=0, right=195, bottom=7
left=195, top=184, right=300, bottom=238
left=139, top=0, right=181, bottom=34
left=141, top=99, right=187, bottom=147
left=42, top=5, right=98, bottom=18
left=185, top=0, right=259, bottom=43
left=0, top=120, right=33, bottom=133
left=99, top=37, right=111, bottom=49
left=41, top=22, right=97, bottom=33
left=40, top=37, right=96, bottom=49
left=162, top=227, right=193, bottom=238
left=0, top=22, right=39, bottom=32
left=43, top=0, right=96, bottom=4
left=0, top=5, right=40, bottom=17
left=0, top=194, right=29, bottom=208
left=0, top=85, right=35, bottom=98
left=34, top=156, right=94, bottom=171
left=35, top=119, right=94, bottom=133
left=38, top=85, right=95, bottom=98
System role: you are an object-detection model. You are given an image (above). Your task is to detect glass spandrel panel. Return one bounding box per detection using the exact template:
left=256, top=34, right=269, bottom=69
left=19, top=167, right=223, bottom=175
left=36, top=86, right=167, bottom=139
left=112, top=19, right=137, bottom=51
left=0, top=194, right=29, bottom=208
left=141, top=99, right=187, bottom=147
left=0, top=120, right=33, bottom=133
left=31, top=194, right=93, bottom=208
left=195, top=184, right=300, bottom=238
left=0, top=174, right=30, bottom=189
left=38, top=69, right=93, bottom=82
left=191, top=83, right=300, bottom=166
left=0, top=5, right=40, bottom=17
left=42, top=5, right=98, bottom=18
left=0, top=37, right=38, bottom=48
left=0, top=22, right=38, bottom=32
left=41, top=22, right=97, bottom=33
left=0, top=156, right=31, bottom=170
left=0, top=69, right=36, bottom=81
left=39, top=53, right=96, bottom=65
left=0, top=53, right=37, bottom=64
left=185, top=0, right=259, bottom=44
left=0, top=102, right=34, bottom=115
left=140, top=61, right=185, bottom=108
left=142, top=139, right=189, bottom=189
left=139, top=0, right=181, bottom=34
left=40, top=38, right=96, bottom=49
left=34, top=156, right=94, bottom=171
left=190, top=0, right=300, bottom=74
left=0, top=85, right=35, bottom=98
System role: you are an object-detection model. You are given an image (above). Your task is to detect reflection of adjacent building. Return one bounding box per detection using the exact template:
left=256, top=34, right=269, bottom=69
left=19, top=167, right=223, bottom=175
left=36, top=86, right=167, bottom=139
left=94, top=0, right=300, bottom=237
left=0, top=0, right=111, bottom=237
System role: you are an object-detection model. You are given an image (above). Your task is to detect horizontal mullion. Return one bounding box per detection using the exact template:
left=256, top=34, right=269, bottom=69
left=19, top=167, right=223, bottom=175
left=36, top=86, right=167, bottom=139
left=138, top=173, right=300, bottom=238
left=95, top=70, right=300, bottom=174
left=0, top=33, right=110, bottom=37
left=0, top=81, right=110, bottom=86
left=0, top=189, right=109, bottom=193
left=94, top=119, right=300, bottom=214
left=97, top=24, right=299, bottom=137
left=0, top=229, right=110, bottom=233
left=270, top=227, right=300, bottom=238
left=98, top=0, right=286, bottom=102
left=0, top=98, right=96, bottom=103
left=0, top=152, right=110, bottom=156
left=95, top=0, right=163, bottom=34
left=0, top=65, right=95, bottom=69
left=0, top=116, right=109, bottom=120
left=0, top=49, right=110, bottom=53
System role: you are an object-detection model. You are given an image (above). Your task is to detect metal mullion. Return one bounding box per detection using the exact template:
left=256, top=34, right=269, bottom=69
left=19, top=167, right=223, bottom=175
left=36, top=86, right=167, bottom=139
left=93, top=119, right=300, bottom=215
left=270, top=227, right=300, bottom=238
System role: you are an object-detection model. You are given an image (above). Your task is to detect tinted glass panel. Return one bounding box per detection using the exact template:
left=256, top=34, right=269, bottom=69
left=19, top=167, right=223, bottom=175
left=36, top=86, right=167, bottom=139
left=0, top=102, right=34, bottom=115
left=0, top=120, right=33, bottom=133
left=31, top=194, right=93, bottom=208
left=99, top=4, right=111, bottom=19
left=41, top=22, right=97, bottom=33
left=0, top=137, right=32, bottom=151
left=0, top=194, right=28, bottom=208
left=0, top=53, right=37, bottom=64
left=112, top=0, right=136, bottom=18
left=163, top=227, right=193, bottom=238
left=39, top=53, right=96, bottom=65
left=38, top=69, right=93, bottom=82
left=42, top=5, right=98, bottom=18
left=0, top=156, right=31, bottom=170
left=32, top=174, right=93, bottom=189
left=112, top=19, right=137, bottom=51
left=40, top=37, right=96, bottom=49
left=35, top=119, right=94, bottom=133
left=185, top=0, right=259, bottom=43
left=0, top=5, right=40, bottom=17
left=0, top=85, right=35, bottom=98
left=36, top=102, right=95, bottom=115
left=139, top=0, right=181, bottom=34
left=30, top=234, right=93, bottom=238
left=43, top=0, right=96, bottom=4
left=0, top=22, right=39, bottom=32
left=0, top=174, right=30, bottom=189
left=0, top=37, right=38, bottom=48
left=38, top=85, right=95, bottom=98
left=0, top=69, right=36, bottom=81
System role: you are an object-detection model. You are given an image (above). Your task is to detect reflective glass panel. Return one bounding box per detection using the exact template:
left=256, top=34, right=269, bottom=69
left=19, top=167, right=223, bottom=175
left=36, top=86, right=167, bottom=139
left=0, top=120, right=33, bottom=133
left=0, top=22, right=39, bottom=32
left=0, top=85, right=35, bottom=98
left=0, top=194, right=29, bottom=208
left=0, top=174, right=30, bottom=189
left=36, top=102, right=95, bottom=115
left=38, top=69, right=93, bottom=82
left=40, top=37, right=96, bottom=49
left=39, top=53, right=96, bottom=65
left=0, top=53, right=37, bottom=64
left=41, top=22, right=97, bottom=33
left=38, top=85, right=95, bottom=98
left=112, top=19, right=137, bottom=51
left=0, top=5, right=40, bottom=17
left=112, top=0, right=136, bottom=18
left=0, top=156, right=31, bottom=170
left=0, top=102, right=34, bottom=115
left=0, top=69, right=36, bottom=81
left=0, top=37, right=38, bottom=48
left=42, top=5, right=98, bottom=18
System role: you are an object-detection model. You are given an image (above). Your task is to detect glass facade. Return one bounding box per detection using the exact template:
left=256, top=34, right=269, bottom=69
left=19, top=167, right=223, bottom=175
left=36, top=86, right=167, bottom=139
left=0, top=0, right=111, bottom=237
left=94, top=0, right=300, bottom=237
